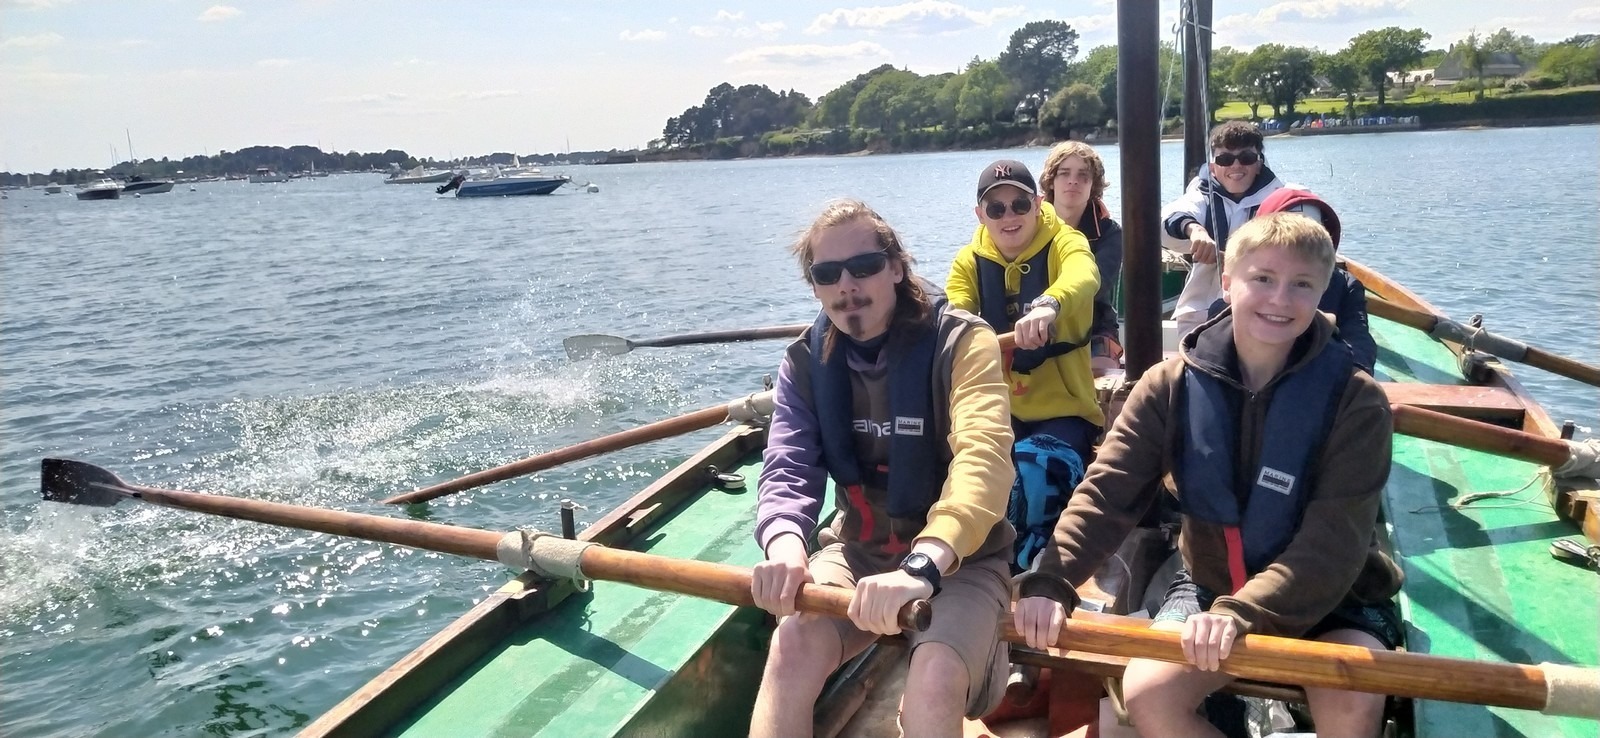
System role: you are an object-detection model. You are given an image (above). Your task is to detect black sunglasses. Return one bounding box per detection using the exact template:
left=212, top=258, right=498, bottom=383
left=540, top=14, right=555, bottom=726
left=983, top=196, right=1034, bottom=220
left=810, top=251, right=890, bottom=285
left=1213, top=150, right=1261, bottom=167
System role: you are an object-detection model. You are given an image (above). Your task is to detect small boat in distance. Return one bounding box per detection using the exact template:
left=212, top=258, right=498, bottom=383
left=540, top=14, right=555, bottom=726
left=248, top=167, right=289, bottom=184
left=75, top=179, right=122, bottom=200
left=385, top=165, right=456, bottom=184
left=44, top=183, right=62, bottom=194
left=121, top=175, right=175, bottom=195
left=436, top=169, right=570, bottom=197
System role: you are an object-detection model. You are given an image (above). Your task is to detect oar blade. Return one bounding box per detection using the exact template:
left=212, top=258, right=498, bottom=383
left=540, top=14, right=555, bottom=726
left=40, top=458, right=133, bottom=507
left=563, top=334, right=634, bottom=361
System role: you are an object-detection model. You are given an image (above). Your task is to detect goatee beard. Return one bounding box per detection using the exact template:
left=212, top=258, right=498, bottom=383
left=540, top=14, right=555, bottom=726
left=830, top=295, right=873, bottom=338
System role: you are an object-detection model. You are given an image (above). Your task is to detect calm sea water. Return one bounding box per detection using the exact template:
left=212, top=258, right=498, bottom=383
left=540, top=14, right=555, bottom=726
left=2, top=126, right=1596, bottom=737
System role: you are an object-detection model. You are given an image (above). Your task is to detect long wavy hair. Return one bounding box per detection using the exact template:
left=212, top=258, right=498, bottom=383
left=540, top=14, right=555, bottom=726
left=790, top=199, right=930, bottom=360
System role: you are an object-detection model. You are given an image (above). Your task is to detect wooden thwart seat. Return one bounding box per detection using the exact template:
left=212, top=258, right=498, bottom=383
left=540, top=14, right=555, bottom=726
left=1378, top=382, right=1526, bottom=421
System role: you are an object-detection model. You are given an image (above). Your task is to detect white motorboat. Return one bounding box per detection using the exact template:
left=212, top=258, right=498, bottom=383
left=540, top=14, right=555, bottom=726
left=122, top=175, right=175, bottom=195
left=248, top=167, right=289, bottom=183
left=76, top=179, right=122, bottom=200
left=385, top=165, right=456, bottom=184
left=44, top=183, right=62, bottom=194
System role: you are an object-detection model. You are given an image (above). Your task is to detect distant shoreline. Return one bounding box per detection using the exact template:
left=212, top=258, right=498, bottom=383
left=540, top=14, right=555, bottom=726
left=610, top=114, right=1599, bottom=164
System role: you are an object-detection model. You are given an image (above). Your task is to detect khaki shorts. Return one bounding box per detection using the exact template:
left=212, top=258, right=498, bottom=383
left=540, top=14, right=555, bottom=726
left=809, top=542, right=1012, bottom=718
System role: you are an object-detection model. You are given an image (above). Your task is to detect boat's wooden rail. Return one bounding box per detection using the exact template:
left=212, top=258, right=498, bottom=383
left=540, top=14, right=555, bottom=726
left=299, top=423, right=767, bottom=738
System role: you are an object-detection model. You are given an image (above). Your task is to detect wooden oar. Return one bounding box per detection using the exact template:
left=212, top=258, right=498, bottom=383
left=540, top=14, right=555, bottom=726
left=563, top=324, right=811, bottom=361
left=41, top=460, right=1597, bottom=717
left=382, top=391, right=775, bottom=505
left=1391, top=403, right=1572, bottom=467
left=1367, top=296, right=1600, bottom=388
left=39, top=458, right=930, bottom=632
left=1007, top=610, right=1598, bottom=719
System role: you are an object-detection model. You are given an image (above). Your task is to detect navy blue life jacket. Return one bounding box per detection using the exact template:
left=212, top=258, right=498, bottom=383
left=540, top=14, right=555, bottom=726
left=809, top=306, right=945, bottom=524
left=975, top=248, right=1086, bottom=374
left=1175, top=337, right=1353, bottom=592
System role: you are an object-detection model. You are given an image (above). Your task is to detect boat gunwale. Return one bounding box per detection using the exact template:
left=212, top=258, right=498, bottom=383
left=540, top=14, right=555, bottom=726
left=299, top=422, right=767, bottom=738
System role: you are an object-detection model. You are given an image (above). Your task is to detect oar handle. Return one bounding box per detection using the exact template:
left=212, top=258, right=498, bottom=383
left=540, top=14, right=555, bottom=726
left=1391, top=404, right=1570, bottom=467
left=1369, top=297, right=1600, bottom=388
left=579, top=545, right=931, bottom=632
left=635, top=324, right=811, bottom=349
left=1006, top=611, right=1588, bottom=716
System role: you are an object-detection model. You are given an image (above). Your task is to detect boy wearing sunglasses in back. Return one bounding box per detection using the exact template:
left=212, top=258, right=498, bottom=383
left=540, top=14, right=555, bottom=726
left=946, top=159, right=1104, bottom=573
left=750, top=200, right=1018, bottom=736
left=1163, top=121, right=1305, bottom=339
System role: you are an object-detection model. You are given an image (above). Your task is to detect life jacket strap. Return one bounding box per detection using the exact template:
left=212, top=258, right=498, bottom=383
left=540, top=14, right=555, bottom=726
left=1223, top=525, right=1247, bottom=595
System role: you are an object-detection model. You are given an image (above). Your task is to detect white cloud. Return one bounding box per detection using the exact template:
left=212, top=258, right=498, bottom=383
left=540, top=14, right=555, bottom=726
left=255, top=58, right=298, bottom=68
left=1252, top=0, right=1409, bottom=24
left=715, top=10, right=744, bottom=22
left=1060, top=14, right=1114, bottom=35
left=198, top=5, right=242, bottom=22
left=806, top=1, right=1025, bottom=35
left=725, top=41, right=891, bottom=65
left=1, top=31, right=64, bottom=48
left=619, top=29, right=666, bottom=41
left=690, top=26, right=727, bottom=38
left=1573, top=7, right=1600, bottom=22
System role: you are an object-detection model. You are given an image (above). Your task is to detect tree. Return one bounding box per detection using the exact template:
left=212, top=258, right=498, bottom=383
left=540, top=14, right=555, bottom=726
left=1347, top=27, right=1431, bottom=107
left=1271, top=46, right=1319, bottom=117
left=1484, top=28, right=1540, bottom=61
left=1459, top=30, right=1488, bottom=101
left=850, top=70, right=917, bottom=131
left=1038, top=84, right=1104, bottom=139
left=1232, top=46, right=1278, bottom=119
left=1209, top=46, right=1245, bottom=117
left=934, top=72, right=967, bottom=126
left=997, top=20, right=1081, bottom=96
left=813, top=64, right=898, bottom=128
left=1317, top=51, right=1364, bottom=121
left=1537, top=42, right=1600, bottom=86
left=956, top=61, right=1015, bottom=125
left=1067, top=44, right=1119, bottom=120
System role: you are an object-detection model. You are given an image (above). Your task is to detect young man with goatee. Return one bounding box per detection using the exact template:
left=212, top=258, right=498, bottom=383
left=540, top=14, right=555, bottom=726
left=1013, top=213, right=1404, bottom=738
left=749, top=199, right=1018, bottom=737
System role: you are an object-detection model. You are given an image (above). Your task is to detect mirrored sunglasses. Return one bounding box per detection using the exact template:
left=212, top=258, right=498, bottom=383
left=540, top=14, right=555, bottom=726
left=810, top=251, right=890, bottom=285
left=984, top=196, right=1034, bottom=220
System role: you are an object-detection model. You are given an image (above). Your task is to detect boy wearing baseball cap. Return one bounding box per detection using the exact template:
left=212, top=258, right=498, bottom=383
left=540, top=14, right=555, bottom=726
left=946, top=159, right=1104, bottom=573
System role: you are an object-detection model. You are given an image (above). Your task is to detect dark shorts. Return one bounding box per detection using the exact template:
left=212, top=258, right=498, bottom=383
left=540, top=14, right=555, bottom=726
left=1151, top=569, right=1404, bottom=650
left=1013, top=415, right=1100, bottom=462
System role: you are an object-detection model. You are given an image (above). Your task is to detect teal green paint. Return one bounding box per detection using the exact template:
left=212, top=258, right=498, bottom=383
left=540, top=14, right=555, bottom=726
left=391, top=458, right=768, bottom=738
left=1373, top=315, right=1597, bottom=738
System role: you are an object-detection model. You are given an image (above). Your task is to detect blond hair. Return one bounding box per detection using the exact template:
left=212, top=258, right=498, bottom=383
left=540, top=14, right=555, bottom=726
left=1224, top=213, right=1335, bottom=285
left=1040, top=141, right=1108, bottom=203
left=790, top=199, right=930, bottom=360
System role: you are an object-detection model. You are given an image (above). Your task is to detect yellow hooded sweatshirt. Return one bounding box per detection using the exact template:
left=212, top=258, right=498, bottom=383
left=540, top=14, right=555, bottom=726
left=946, top=201, right=1104, bottom=427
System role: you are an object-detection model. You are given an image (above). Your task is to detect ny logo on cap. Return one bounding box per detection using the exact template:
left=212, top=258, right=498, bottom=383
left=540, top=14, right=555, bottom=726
left=994, top=164, right=1012, bottom=178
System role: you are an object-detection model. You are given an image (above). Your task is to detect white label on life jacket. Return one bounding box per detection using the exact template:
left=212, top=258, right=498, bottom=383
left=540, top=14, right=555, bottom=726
left=1257, top=466, right=1296, bottom=495
left=894, top=416, right=925, bottom=436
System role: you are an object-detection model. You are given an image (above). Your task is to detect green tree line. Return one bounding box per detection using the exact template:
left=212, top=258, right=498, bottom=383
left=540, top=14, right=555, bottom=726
left=656, top=21, right=1599, bottom=154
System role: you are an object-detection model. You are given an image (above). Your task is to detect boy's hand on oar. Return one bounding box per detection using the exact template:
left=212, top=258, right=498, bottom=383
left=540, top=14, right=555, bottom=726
left=1181, top=613, right=1239, bottom=672
left=752, top=533, right=812, bottom=617
left=1013, top=596, right=1066, bottom=650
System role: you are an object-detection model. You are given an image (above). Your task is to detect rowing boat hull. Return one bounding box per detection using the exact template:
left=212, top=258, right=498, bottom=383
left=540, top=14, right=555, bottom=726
left=306, top=262, right=1595, bottom=738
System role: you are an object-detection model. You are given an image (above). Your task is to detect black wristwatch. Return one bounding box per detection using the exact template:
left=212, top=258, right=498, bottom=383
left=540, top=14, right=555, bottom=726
left=898, top=552, right=942, bottom=596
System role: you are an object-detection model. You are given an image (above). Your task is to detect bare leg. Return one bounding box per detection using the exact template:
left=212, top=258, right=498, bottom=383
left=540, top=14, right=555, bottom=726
left=897, top=642, right=969, bottom=738
left=750, top=613, right=874, bottom=738
left=1304, top=629, right=1387, bottom=738
left=1123, top=621, right=1235, bottom=738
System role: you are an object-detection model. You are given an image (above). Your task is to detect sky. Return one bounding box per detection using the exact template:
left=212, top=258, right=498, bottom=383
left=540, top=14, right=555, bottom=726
left=3, top=0, right=1597, bottom=173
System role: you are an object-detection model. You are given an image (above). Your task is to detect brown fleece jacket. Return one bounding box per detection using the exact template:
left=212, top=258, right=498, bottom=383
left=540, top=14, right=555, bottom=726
left=1015, top=310, right=1404, bottom=638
